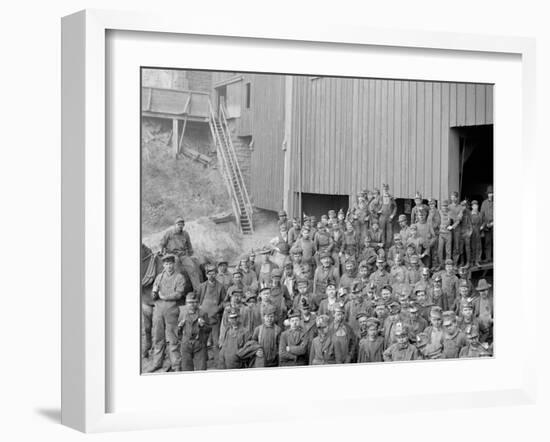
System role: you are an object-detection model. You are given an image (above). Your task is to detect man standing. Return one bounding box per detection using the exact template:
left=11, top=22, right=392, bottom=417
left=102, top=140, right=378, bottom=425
left=146, top=254, right=186, bottom=373
left=218, top=308, right=251, bottom=369
left=398, top=214, right=411, bottom=245
left=216, top=260, right=232, bottom=290
left=251, top=304, right=282, bottom=368
left=438, top=200, right=453, bottom=269
left=459, top=200, right=473, bottom=267
left=480, top=185, right=494, bottom=263
left=313, top=253, right=340, bottom=301
left=441, top=311, right=468, bottom=359
left=294, top=225, right=316, bottom=266
left=279, top=309, right=309, bottom=366
left=410, top=192, right=429, bottom=224
left=178, top=293, right=211, bottom=371
left=329, top=304, right=357, bottom=363
left=470, top=200, right=483, bottom=267
left=309, top=315, right=336, bottom=365
left=474, top=279, right=494, bottom=344
left=159, top=217, right=201, bottom=291
left=357, top=317, right=385, bottom=363
left=448, top=192, right=464, bottom=266
left=378, top=184, right=397, bottom=249
left=369, top=256, right=391, bottom=288
left=198, top=264, right=226, bottom=363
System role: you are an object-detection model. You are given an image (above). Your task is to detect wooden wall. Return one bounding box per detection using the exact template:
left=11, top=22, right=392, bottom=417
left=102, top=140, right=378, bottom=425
left=288, top=77, right=493, bottom=216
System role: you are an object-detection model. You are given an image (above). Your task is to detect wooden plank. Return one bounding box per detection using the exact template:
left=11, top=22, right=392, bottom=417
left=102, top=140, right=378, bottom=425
left=456, top=83, right=466, bottom=126
left=374, top=79, right=382, bottom=188
left=424, top=82, right=433, bottom=197
left=408, top=82, right=417, bottom=198
left=486, top=84, right=494, bottom=124
left=387, top=81, right=395, bottom=193
left=368, top=79, right=376, bottom=190
left=440, top=82, right=450, bottom=202
left=432, top=83, right=441, bottom=199
left=394, top=81, right=402, bottom=196
left=360, top=79, right=369, bottom=192
left=449, top=83, right=457, bottom=127
left=172, top=118, right=179, bottom=157
left=466, top=83, right=476, bottom=126
left=475, top=84, right=486, bottom=125
left=416, top=82, right=425, bottom=197
left=401, top=81, right=409, bottom=197
left=380, top=80, right=388, bottom=187
left=351, top=79, right=359, bottom=195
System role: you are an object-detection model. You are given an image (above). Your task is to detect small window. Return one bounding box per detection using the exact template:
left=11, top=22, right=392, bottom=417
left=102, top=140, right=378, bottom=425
left=245, top=82, right=251, bottom=108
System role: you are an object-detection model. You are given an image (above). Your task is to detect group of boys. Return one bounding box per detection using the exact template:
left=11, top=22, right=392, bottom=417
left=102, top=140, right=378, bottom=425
left=142, top=183, right=494, bottom=372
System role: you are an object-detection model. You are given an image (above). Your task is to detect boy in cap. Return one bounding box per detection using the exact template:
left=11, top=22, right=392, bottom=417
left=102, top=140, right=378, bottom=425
left=287, top=218, right=302, bottom=246
left=357, top=236, right=378, bottom=275
left=414, top=208, right=436, bottom=268
left=345, top=282, right=372, bottom=334
left=378, top=184, right=397, bottom=249
left=438, top=259, right=459, bottom=311
left=470, top=200, right=483, bottom=267
left=339, top=258, right=357, bottom=290
left=282, top=261, right=297, bottom=299
left=198, top=263, right=226, bottom=363
left=414, top=288, right=434, bottom=323
left=219, top=289, right=249, bottom=339
left=387, top=233, right=406, bottom=268
left=459, top=200, right=473, bottom=267
left=243, top=289, right=263, bottom=335
left=405, top=302, right=428, bottom=336
left=266, top=269, right=291, bottom=327
left=218, top=308, right=251, bottom=369
left=251, top=304, right=282, bottom=368
left=279, top=309, right=309, bottom=366
left=367, top=222, right=385, bottom=253
left=397, top=214, right=411, bottom=245
left=427, top=198, right=441, bottom=268
left=293, top=226, right=316, bottom=266
left=454, top=279, right=474, bottom=317
left=341, top=221, right=360, bottom=261
left=216, top=260, right=232, bottom=290
left=390, top=252, right=408, bottom=285
left=369, top=256, right=391, bottom=288
left=224, top=269, right=246, bottom=304
left=159, top=217, right=201, bottom=291
left=314, top=224, right=336, bottom=267
left=457, top=300, right=480, bottom=337
left=480, top=185, right=494, bottom=263
left=313, top=252, right=340, bottom=300
left=374, top=300, right=390, bottom=326
left=309, top=315, right=336, bottom=365
left=317, top=280, right=339, bottom=321
left=441, top=311, right=468, bottom=359
left=277, top=209, right=292, bottom=231
left=474, top=279, right=493, bottom=344
left=299, top=299, right=318, bottom=357
left=292, top=277, right=315, bottom=312
left=238, top=257, right=258, bottom=290
left=415, top=332, right=444, bottom=360
left=145, top=254, right=186, bottom=373
left=448, top=191, right=465, bottom=266
left=437, top=200, right=453, bottom=269
left=383, top=323, right=421, bottom=362
left=422, top=306, right=445, bottom=357
left=411, top=192, right=429, bottom=224
left=357, top=317, right=385, bottom=363
left=383, top=301, right=405, bottom=347
left=459, top=325, right=492, bottom=358
left=178, top=293, right=211, bottom=371
left=329, top=304, right=357, bottom=363
left=405, top=255, right=422, bottom=286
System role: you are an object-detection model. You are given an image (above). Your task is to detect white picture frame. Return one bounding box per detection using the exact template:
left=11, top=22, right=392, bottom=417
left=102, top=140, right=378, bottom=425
left=61, top=9, right=537, bottom=433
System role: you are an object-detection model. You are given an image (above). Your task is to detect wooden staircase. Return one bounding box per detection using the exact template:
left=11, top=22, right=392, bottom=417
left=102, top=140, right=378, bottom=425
left=208, top=103, right=254, bottom=234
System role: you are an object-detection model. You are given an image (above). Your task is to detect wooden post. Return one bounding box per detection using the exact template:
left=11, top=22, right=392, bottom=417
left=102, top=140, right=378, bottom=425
left=178, top=118, right=188, bottom=154
left=172, top=119, right=179, bottom=158
left=283, top=75, right=293, bottom=215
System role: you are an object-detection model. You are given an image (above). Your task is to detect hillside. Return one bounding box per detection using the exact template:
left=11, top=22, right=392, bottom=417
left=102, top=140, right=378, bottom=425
left=141, top=118, right=231, bottom=235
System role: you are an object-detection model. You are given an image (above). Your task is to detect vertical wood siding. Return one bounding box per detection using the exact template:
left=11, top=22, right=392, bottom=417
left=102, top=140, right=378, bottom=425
left=289, top=78, right=493, bottom=205
left=248, top=74, right=286, bottom=211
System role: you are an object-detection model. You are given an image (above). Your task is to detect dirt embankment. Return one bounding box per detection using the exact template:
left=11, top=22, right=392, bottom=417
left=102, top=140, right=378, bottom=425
left=141, top=119, right=280, bottom=264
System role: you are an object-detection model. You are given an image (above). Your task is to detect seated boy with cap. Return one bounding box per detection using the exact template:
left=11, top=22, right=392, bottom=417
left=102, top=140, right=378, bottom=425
left=382, top=323, right=421, bottom=362
left=357, top=317, right=385, bottom=363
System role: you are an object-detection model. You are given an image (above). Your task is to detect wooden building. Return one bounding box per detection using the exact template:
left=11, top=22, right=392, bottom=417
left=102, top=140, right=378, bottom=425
left=211, top=72, right=493, bottom=219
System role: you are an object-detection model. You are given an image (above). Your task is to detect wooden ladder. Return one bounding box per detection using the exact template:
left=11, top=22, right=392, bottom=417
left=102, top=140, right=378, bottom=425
left=208, top=103, right=254, bottom=234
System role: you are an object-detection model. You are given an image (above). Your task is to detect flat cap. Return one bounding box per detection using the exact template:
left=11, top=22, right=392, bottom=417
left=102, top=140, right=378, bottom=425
left=271, top=268, right=283, bottom=278
left=185, top=292, right=198, bottom=302
left=263, top=304, right=277, bottom=315
left=161, top=254, right=176, bottom=263
left=398, top=214, right=407, bottom=222
left=287, top=308, right=300, bottom=319
left=175, top=216, right=185, bottom=224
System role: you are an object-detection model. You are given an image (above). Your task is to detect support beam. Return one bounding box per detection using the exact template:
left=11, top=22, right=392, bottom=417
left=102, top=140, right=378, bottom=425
left=283, top=75, right=293, bottom=215
left=178, top=118, right=188, bottom=153
left=172, top=118, right=179, bottom=157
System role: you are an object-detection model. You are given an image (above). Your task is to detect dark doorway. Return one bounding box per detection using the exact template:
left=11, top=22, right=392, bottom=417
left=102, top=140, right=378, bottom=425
left=216, top=85, right=227, bottom=115
left=301, top=193, right=349, bottom=219
left=452, top=125, right=493, bottom=203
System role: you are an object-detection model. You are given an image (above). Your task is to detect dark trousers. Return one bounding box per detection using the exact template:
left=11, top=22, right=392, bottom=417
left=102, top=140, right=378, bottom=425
left=471, top=230, right=482, bottom=264
left=142, top=303, right=154, bottom=357
left=151, top=300, right=181, bottom=371
left=452, top=228, right=462, bottom=265
left=483, top=228, right=493, bottom=262
left=180, top=339, right=208, bottom=371
left=438, top=233, right=452, bottom=267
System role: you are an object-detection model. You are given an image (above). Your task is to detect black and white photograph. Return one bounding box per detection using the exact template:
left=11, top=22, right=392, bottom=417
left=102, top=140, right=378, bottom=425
left=140, top=68, right=494, bottom=374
